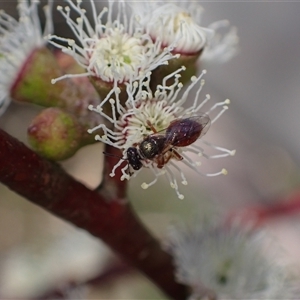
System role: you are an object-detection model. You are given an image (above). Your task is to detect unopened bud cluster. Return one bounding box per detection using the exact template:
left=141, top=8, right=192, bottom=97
left=0, top=0, right=102, bottom=160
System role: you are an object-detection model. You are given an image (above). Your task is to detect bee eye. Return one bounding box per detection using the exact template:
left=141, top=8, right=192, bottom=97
left=127, top=147, right=143, bottom=171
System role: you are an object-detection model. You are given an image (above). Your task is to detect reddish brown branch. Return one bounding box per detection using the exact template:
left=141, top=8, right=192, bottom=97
left=98, top=144, right=128, bottom=200
left=0, top=129, right=188, bottom=300
left=227, top=191, right=300, bottom=228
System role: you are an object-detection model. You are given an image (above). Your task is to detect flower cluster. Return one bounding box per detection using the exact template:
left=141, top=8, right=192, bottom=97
left=46, top=0, right=237, bottom=199
left=0, top=0, right=53, bottom=115
left=88, top=68, right=235, bottom=199
left=165, top=217, right=298, bottom=299
left=48, top=0, right=238, bottom=87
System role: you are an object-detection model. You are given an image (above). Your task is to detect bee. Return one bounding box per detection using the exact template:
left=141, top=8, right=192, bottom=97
left=127, top=115, right=211, bottom=171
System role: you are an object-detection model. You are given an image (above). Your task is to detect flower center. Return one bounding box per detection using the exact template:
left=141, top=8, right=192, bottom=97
left=121, top=99, right=178, bottom=144
left=216, top=258, right=233, bottom=286
left=89, top=28, right=145, bottom=82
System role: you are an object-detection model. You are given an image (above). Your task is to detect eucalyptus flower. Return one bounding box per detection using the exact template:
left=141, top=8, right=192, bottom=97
left=165, top=218, right=299, bottom=299
left=0, top=0, right=53, bottom=115
left=88, top=68, right=234, bottom=199
left=132, top=1, right=238, bottom=62
left=48, top=0, right=177, bottom=88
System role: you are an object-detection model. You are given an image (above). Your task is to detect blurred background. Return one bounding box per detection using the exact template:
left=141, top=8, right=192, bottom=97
left=1, top=1, right=300, bottom=298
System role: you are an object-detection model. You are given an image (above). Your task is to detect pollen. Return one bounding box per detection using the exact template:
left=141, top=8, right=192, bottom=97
left=89, top=30, right=145, bottom=82
left=141, top=183, right=149, bottom=189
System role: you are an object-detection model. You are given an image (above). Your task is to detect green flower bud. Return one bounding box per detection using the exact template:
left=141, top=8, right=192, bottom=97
left=28, top=108, right=94, bottom=161
left=11, top=47, right=98, bottom=111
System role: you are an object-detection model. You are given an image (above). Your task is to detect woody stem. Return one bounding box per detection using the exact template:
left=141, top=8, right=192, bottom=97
left=0, top=129, right=188, bottom=300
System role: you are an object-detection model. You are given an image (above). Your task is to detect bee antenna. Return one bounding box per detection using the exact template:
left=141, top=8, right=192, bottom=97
left=102, top=151, right=124, bottom=160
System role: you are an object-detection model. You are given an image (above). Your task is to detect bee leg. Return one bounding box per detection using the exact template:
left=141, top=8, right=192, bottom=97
left=155, top=154, right=166, bottom=169
left=146, top=120, right=158, bottom=133
left=170, top=148, right=183, bottom=161
left=161, top=151, right=174, bottom=165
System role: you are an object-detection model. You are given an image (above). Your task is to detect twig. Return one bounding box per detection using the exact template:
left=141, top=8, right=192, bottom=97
left=227, top=191, right=300, bottom=227
left=0, top=129, right=188, bottom=300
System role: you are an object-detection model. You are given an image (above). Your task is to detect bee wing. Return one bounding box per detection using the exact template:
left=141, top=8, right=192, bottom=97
left=165, top=114, right=211, bottom=147
left=190, top=114, right=211, bottom=138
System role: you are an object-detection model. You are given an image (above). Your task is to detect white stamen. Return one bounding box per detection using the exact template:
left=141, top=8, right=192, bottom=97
left=0, top=0, right=54, bottom=115
left=89, top=67, right=234, bottom=199
left=48, top=0, right=178, bottom=84
left=165, top=218, right=297, bottom=299
left=138, top=3, right=211, bottom=54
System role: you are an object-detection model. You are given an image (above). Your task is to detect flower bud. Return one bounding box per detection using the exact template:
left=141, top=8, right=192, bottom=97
left=11, top=47, right=70, bottom=107
left=0, top=0, right=54, bottom=115
left=28, top=108, right=94, bottom=161
left=10, top=47, right=101, bottom=118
